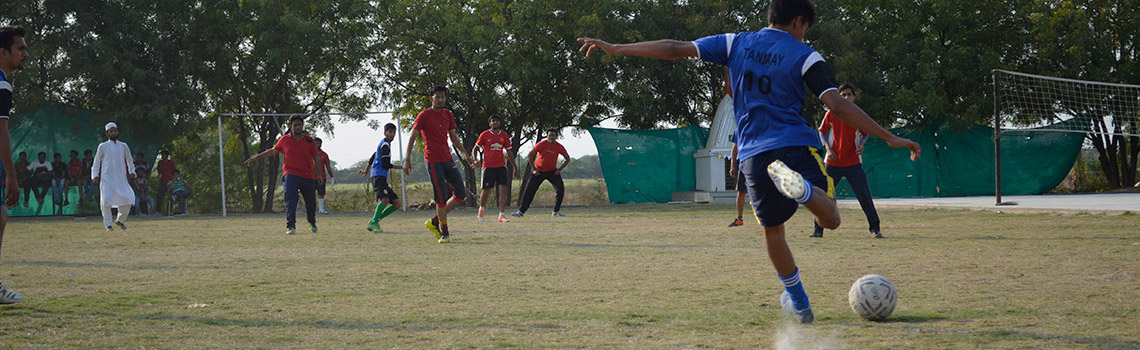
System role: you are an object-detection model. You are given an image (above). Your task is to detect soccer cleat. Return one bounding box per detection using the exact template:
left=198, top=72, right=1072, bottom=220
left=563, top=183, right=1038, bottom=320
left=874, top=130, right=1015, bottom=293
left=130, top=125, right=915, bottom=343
left=425, top=219, right=442, bottom=240
left=0, top=283, right=24, bottom=304
left=309, top=223, right=318, bottom=233
left=781, top=291, right=815, bottom=324
left=106, top=225, right=113, bottom=232
left=438, top=235, right=450, bottom=244
left=809, top=231, right=823, bottom=238
left=115, top=221, right=127, bottom=230
left=552, top=212, right=566, bottom=217
left=367, top=221, right=383, bottom=233
left=767, top=160, right=810, bottom=204
left=477, top=208, right=485, bottom=222
left=872, top=230, right=884, bottom=239
left=728, top=218, right=744, bottom=227
left=498, top=215, right=510, bottom=223
left=286, top=227, right=296, bottom=235
left=511, top=211, right=524, bottom=218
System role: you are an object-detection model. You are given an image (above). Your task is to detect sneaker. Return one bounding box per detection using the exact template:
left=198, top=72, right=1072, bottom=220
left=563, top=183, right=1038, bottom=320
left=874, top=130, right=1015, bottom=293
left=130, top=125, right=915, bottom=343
left=319, top=210, right=331, bottom=215
left=367, top=221, right=382, bottom=233
left=510, top=211, right=524, bottom=218
left=477, top=208, right=486, bottom=222
left=552, top=212, right=566, bottom=217
left=286, top=227, right=296, bottom=235
left=728, top=218, right=744, bottom=227
left=309, top=223, right=318, bottom=233
left=0, top=283, right=24, bottom=304
left=115, top=221, right=127, bottom=230
left=425, top=219, right=442, bottom=240
left=438, top=235, right=450, bottom=244
left=780, top=292, right=815, bottom=324
left=809, top=231, right=823, bottom=238
left=767, top=160, right=809, bottom=203
left=106, top=225, right=113, bottom=232
left=498, top=215, right=510, bottom=223
left=872, top=230, right=884, bottom=239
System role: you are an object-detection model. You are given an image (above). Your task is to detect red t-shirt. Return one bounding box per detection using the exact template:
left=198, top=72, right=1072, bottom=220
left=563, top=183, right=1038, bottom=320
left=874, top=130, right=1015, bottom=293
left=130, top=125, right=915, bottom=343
left=818, top=110, right=865, bottom=167
left=532, top=140, right=568, bottom=172
left=318, top=150, right=331, bottom=179
left=273, top=133, right=320, bottom=179
left=412, top=108, right=457, bottom=163
left=68, top=158, right=83, bottom=179
left=157, top=159, right=176, bottom=184
left=476, top=129, right=511, bottom=168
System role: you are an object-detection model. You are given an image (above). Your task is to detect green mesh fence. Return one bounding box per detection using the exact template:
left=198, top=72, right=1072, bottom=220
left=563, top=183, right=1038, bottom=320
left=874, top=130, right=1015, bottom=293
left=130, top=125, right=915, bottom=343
left=835, top=118, right=1085, bottom=198
left=592, top=119, right=1083, bottom=204
left=4, top=106, right=161, bottom=217
left=588, top=126, right=708, bottom=204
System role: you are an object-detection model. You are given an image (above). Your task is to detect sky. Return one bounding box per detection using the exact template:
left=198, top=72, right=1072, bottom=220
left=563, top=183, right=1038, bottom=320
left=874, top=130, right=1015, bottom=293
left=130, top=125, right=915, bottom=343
left=311, top=114, right=617, bottom=169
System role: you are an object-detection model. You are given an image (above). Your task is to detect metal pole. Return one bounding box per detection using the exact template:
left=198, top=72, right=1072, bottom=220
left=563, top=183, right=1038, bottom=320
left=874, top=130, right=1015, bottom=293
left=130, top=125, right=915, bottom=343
left=218, top=115, right=228, bottom=217
left=992, top=70, right=1002, bottom=206
left=395, top=114, right=407, bottom=211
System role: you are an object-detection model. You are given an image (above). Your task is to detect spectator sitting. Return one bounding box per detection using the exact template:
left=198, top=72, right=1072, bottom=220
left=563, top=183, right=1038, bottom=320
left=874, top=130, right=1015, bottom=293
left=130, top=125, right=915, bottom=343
left=67, top=150, right=84, bottom=206
left=27, top=151, right=52, bottom=208
left=133, top=171, right=154, bottom=215
left=50, top=152, right=68, bottom=212
left=167, top=170, right=191, bottom=215
left=14, top=151, right=30, bottom=207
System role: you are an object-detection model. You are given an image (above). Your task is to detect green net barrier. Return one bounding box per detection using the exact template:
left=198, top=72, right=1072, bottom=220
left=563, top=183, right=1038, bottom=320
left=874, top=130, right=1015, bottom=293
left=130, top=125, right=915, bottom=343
left=837, top=118, right=1086, bottom=198
left=4, top=106, right=161, bottom=217
left=588, top=126, right=708, bottom=204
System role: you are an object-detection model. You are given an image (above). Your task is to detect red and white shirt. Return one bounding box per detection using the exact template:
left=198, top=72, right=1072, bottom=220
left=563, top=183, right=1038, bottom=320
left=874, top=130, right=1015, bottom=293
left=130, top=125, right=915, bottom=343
left=818, top=110, right=867, bottom=167
left=476, top=129, right=512, bottom=168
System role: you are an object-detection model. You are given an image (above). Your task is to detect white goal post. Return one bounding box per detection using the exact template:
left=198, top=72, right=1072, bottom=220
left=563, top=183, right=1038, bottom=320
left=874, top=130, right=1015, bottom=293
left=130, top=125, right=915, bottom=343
left=216, top=111, right=403, bottom=217
left=992, top=69, right=1140, bottom=205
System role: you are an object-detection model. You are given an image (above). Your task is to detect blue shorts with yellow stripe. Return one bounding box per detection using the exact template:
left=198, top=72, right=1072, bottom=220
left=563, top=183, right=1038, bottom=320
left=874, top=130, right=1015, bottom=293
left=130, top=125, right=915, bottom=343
left=740, top=146, right=834, bottom=227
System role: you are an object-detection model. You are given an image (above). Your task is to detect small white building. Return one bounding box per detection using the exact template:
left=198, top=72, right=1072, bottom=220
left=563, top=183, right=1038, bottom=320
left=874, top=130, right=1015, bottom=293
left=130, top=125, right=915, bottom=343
left=673, top=95, right=739, bottom=204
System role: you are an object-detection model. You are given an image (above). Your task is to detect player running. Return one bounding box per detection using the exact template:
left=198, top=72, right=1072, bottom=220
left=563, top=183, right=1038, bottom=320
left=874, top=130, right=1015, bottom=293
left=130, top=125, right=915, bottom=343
left=576, top=0, right=920, bottom=324
left=471, top=115, right=520, bottom=223
left=361, top=123, right=404, bottom=233
left=403, top=85, right=476, bottom=243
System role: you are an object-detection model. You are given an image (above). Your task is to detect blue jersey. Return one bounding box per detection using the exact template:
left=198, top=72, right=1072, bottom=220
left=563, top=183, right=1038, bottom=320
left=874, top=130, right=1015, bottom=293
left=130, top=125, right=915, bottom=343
left=695, top=28, right=838, bottom=162
left=369, top=138, right=393, bottom=177
left=0, top=68, right=12, bottom=119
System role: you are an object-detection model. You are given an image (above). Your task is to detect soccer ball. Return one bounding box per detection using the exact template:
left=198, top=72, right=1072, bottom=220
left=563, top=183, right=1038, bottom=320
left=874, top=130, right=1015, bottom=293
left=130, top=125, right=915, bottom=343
left=848, top=274, right=897, bottom=321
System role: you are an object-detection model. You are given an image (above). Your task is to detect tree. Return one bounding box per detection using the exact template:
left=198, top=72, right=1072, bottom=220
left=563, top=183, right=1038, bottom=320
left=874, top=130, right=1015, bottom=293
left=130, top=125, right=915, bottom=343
left=197, top=0, right=380, bottom=212
left=1026, top=0, right=1139, bottom=188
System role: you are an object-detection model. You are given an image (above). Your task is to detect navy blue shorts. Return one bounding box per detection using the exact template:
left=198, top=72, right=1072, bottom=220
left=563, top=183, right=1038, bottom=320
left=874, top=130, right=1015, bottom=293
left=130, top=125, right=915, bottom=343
left=741, top=146, right=834, bottom=227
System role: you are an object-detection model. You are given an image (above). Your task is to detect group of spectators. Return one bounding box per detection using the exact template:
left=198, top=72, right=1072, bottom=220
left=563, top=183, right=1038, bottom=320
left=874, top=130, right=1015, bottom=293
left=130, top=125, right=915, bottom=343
left=10, top=148, right=191, bottom=215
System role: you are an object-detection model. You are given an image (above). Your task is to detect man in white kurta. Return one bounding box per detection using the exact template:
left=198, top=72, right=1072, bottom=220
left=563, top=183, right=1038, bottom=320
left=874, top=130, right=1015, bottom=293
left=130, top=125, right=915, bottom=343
left=91, top=122, right=136, bottom=231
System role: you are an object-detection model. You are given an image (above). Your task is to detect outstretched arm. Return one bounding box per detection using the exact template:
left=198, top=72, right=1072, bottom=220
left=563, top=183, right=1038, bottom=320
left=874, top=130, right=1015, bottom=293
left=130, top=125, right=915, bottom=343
left=819, top=91, right=921, bottom=160
left=244, top=148, right=280, bottom=166
left=576, top=38, right=698, bottom=60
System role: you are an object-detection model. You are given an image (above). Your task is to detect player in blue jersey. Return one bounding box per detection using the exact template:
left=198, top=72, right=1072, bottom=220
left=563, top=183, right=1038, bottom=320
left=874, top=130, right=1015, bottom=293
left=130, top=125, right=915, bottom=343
left=577, top=0, right=920, bottom=324
left=0, top=25, right=28, bottom=305
left=360, top=123, right=404, bottom=233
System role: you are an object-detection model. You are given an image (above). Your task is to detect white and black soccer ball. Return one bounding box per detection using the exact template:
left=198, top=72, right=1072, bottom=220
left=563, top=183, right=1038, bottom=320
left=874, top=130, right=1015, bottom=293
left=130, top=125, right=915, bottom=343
left=848, top=274, right=897, bottom=321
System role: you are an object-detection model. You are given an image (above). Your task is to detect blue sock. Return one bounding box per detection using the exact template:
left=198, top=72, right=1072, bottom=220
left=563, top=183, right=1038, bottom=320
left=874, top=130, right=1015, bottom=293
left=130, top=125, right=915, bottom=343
left=779, top=268, right=810, bottom=311
left=796, top=178, right=814, bottom=204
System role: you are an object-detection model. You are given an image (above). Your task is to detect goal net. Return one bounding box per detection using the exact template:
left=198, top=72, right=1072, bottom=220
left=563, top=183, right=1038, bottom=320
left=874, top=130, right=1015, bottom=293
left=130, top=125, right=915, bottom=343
left=992, top=70, right=1140, bottom=203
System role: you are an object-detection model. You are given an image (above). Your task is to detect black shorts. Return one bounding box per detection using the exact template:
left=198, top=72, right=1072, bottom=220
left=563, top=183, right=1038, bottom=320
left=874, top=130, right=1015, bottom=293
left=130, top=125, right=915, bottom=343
left=742, top=146, right=834, bottom=228
left=427, top=161, right=466, bottom=206
left=481, top=167, right=510, bottom=189
left=735, top=166, right=747, bottom=193
left=316, top=180, right=327, bottom=196
left=371, top=176, right=399, bottom=202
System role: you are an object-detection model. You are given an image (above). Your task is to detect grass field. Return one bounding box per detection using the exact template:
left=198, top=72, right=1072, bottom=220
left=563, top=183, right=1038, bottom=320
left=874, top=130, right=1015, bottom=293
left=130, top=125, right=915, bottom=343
left=1, top=205, right=1138, bottom=349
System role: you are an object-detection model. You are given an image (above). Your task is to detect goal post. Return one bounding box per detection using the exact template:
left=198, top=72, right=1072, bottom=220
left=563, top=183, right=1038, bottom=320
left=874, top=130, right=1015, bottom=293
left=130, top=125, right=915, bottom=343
left=992, top=69, right=1140, bottom=205
left=216, top=111, right=403, bottom=217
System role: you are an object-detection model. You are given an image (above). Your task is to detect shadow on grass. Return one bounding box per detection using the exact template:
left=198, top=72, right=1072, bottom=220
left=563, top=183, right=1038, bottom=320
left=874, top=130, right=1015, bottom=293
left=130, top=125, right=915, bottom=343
left=882, top=313, right=949, bottom=323
left=9, top=260, right=250, bottom=271
left=978, top=330, right=1140, bottom=350
left=132, top=313, right=563, bottom=332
